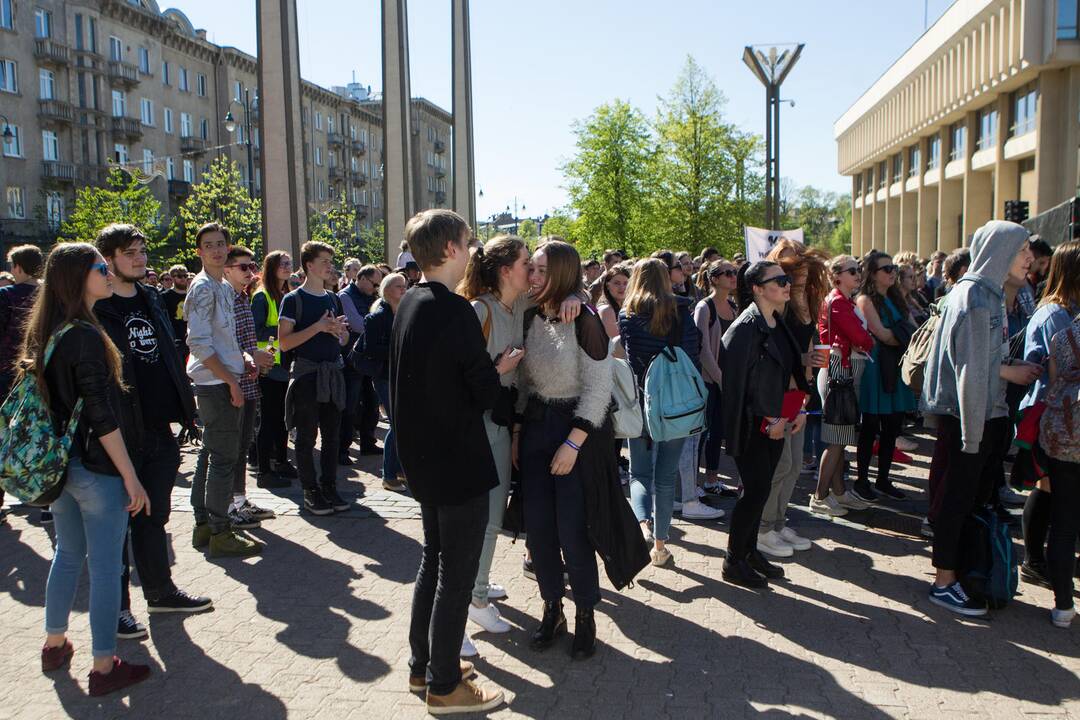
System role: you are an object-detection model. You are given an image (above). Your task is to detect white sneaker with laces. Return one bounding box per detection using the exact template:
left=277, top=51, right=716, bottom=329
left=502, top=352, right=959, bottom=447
left=468, top=602, right=511, bottom=633
left=486, top=584, right=507, bottom=600
left=460, top=633, right=479, bottom=657
left=1051, top=607, right=1076, bottom=628
left=757, top=530, right=794, bottom=558
left=779, top=526, right=812, bottom=551
left=835, top=491, right=871, bottom=511
left=679, top=500, right=724, bottom=520
left=809, top=494, right=848, bottom=517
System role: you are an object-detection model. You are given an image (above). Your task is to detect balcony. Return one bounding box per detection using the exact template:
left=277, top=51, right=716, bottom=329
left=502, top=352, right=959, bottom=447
left=110, top=116, right=143, bottom=139
left=42, top=161, right=77, bottom=183
left=327, top=132, right=344, bottom=147
left=352, top=139, right=366, bottom=154
left=434, top=139, right=445, bottom=154
left=435, top=190, right=447, bottom=205
left=180, top=135, right=208, bottom=155
left=352, top=202, right=368, bottom=218
left=350, top=170, right=367, bottom=185
left=107, top=60, right=140, bottom=87
left=38, top=99, right=75, bottom=124
left=168, top=179, right=191, bottom=197
left=78, top=165, right=110, bottom=186
left=435, top=168, right=446, bottom=178
left=34, top=38, right=71, bottom=66
left=329, top=166, right=346, bottom=182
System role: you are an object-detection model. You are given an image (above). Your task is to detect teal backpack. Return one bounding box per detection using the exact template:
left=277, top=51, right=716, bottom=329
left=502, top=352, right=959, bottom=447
left=0, top=323, right=84, bottom=506
left=643, top=341, right=707, bottom=442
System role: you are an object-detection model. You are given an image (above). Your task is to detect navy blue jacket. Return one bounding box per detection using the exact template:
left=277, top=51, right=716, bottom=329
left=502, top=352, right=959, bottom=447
left=617, top=296, right=702, bottom=389
left=361, top=299, right=394, bottom=381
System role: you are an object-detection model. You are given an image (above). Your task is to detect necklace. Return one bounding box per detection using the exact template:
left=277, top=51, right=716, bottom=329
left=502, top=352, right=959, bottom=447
left=495, top=295, right=514, bottom=315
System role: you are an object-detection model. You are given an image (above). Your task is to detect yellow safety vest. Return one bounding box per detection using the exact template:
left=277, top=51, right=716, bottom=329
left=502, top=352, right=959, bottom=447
left=254, top=288, right=282, bottom=365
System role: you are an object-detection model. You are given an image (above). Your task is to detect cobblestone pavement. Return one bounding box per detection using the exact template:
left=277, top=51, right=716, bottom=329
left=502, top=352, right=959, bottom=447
left=3, top=428, right=1080, bottom=719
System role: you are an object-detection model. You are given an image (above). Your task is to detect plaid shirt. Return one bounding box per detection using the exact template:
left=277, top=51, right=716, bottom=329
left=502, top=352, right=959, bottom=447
left=234, top=290, right=260, bottom=400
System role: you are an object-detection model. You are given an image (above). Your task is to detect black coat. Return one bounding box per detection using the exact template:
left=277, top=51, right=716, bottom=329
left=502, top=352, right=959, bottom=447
left=390, top=281, right=501, bottom=506
left=720, top=304, right=809, bottom=457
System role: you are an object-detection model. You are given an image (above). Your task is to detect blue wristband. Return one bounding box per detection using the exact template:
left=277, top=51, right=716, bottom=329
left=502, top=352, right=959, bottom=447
left=564, top=439, right=581, bottom=451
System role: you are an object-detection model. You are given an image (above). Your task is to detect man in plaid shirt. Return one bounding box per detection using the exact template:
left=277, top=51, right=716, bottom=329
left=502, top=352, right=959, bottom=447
left=223, top=247, right=277, bottom=529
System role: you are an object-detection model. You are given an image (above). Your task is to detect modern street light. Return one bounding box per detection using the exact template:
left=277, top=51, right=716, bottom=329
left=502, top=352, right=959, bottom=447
left=505, top=197, right=525, bottom=235
left=743, top=43, right=804, bottom=229
left=224, top=89, right=256, bottom=200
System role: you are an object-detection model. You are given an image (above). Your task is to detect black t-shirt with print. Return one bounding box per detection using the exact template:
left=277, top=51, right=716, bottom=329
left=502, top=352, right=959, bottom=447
left=109, top=292, right=184, bottom=428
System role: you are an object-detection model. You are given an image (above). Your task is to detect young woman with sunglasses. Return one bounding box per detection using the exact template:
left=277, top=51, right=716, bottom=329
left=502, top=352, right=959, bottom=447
left=26, top=244, right=152, bottom=695
left=811, top=255, right=875, bottom=517
left=853, top=251, right=917, bottom=503
left=720, top=261, right=808, bottom=587
left=696, top=260, right=738, bottom=490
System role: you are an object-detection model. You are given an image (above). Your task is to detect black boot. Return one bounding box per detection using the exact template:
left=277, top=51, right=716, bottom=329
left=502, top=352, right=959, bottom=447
left=748, top=549, right=785, bottom=580
left=570, top=606, right=596, bottom=660
left=722, top=556, right=767, bottom=588
left=321, top=483, right=350, bottom=512
left=530, top=601, right=566, bottom=651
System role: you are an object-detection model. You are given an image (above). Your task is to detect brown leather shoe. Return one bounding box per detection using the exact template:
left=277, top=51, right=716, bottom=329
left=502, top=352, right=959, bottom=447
left=426, top=679, right=504, bottom=715
left=41, top=640, right=74, bottom=672
left=408, top=660, right=475, bottom=692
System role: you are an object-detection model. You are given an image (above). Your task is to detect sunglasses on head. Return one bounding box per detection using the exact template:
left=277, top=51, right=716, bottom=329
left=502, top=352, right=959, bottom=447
left=227, top=262, right=258, bottom=273
left=757, top=274, right=791, bottom=288
left=710, top=268, right=737, bottom=278
left=876, top=264, right=897, bottom=274
left=91, top=262, right=109, bottom=277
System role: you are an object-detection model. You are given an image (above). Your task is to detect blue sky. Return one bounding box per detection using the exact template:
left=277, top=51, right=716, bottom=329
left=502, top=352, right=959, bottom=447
left=172, top=0, right=956, bottom=221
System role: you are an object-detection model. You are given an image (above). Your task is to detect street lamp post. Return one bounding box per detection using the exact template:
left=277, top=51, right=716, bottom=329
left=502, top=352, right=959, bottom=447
left=506, top=197, right=525, bottom=235
left=224, top=89, right=256, bottom=200
left=743, top=44, right=804, bottom=229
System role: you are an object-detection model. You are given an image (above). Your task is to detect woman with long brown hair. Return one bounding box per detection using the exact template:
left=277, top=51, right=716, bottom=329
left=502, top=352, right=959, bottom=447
left=596, top=263, right=631, bottom=344
left=29, top=243, right=152, bottom=695
left=696, top=259, right=739, bottom=490
left=251, top=250, right=296, bottom=486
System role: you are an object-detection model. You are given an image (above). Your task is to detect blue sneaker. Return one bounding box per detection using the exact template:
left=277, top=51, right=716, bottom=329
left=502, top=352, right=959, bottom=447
left=929, top=581, right=988, bottom=617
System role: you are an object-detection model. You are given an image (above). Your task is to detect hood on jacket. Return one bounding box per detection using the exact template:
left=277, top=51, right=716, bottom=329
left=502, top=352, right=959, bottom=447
left=966, top=220, right=1029, bottom=290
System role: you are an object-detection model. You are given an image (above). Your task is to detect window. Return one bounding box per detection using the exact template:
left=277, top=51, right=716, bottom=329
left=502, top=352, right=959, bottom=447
left=1059, top=0, right=1079, bottom=39
left=114, top=143, right=128, bottom=164
left=199, top=117, right=208, bottom=140
left=1, top=0, right=12, bottom=30
left=977, top=106, right=999, bottom=151
left=233, top=81, right=242, bottom=101
left=0, top=59, right=18, bottom=94
left=111, top=89, right=126, bottom=117
left=34, top=8, right=51, bottom=38
left=164, top=107, right=173, bottom=134
left=891, top=153, right=903, bottom=183
left=39, top=69, right=54, bottom=99
left=1011, top=83, right=1037, bottom=137
left=196, top=73, right=206, bottom=97
left=109, top=36, right=123, bottom=62
left=908, top=146, right=921, bottom=177
left=6, top=187, right=25, bottom=219
left=877, top=161, right=887, bottom=189
left=183, top=159, right=194, bottom=182
left=161, top=61, right=170, bottom=86
left=138, top=47, right=149, bottom=74
left=927, top=136, right=941, bottom=169
left=74, top=14, right=83, bottom=49
left=140, top=98, right=153, bottom=126
left=45, top=192, right=63, bottom=229
left=327, top=116, right=334, bottom=134
left=42, top=130, right=58, bottom=161
left=949, top=122, right=966, bottom=161
left=315, top=146, right=322, bottom=166
left=318, top=179, right=325, bottom=200
left=854, top=174, right=862, bottom=196
left=180, top=112, right=192, bottom=137
left=142, top=148, right=153, bottom=174
left=166, top=157, right=175, bottom=180
left=1, top=124, right=20, bottom=156
left=315, top=112, right=322, bottom=131
left=88, top=17, right=97, bottom=52
left=178, top=67, right=189, bottom=92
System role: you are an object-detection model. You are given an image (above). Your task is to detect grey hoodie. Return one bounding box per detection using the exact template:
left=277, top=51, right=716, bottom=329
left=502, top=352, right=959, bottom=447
left=921, top=220, right=1028, bottom=453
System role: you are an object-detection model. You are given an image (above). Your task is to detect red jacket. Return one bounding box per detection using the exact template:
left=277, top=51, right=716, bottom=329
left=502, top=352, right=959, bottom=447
left=818, top=289, right=874, bottom=367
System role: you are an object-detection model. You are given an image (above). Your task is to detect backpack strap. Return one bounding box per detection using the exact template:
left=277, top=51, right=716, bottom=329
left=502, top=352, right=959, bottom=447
left=707, top=298, right=717, bottom=329
left=477, top=298, right=493, bottom=342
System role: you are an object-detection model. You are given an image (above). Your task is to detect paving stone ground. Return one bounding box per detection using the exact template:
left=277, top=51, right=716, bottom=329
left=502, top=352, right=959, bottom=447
left=2, top=427, right=1080, bottom=719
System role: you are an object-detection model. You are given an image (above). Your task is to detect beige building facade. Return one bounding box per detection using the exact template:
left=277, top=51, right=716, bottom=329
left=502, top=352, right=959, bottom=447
left=835, top=0, right=1080, bottom=257
left=0, top=0, right=452, bottom=258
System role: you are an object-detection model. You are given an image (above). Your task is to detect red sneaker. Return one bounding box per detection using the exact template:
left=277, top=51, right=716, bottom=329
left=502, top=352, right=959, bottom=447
left=41, top=640, right=74, bottom=672
left=88, top=657, right=151, bottom=696
left=893, top=448, right=913, bottom=464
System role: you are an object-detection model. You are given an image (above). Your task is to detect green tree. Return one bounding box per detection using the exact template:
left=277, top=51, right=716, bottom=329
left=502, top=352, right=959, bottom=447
left=358, top=220, right=386, bottom=264
left=562, top=99, right=653, bottom=258
left=517, top=218, right=538, bottom=244
left=174, top=156, right=262, bottom=264
left=60, top=167, right=169, bottom=260
left=539, top=209, right=577, bottom=242
left=308, top=190, right=359, bottom=260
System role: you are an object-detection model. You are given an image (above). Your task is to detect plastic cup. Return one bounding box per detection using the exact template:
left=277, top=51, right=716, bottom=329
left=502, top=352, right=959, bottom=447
left=814, top=344, right=830, bottom=367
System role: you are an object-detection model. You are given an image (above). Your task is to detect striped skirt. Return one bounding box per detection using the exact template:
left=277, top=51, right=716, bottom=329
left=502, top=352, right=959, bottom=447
left=818, top=350, right=866, bottom=447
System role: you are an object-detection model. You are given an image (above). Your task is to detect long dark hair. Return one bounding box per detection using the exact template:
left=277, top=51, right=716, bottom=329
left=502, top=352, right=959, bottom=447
left=18, top=243, right=124, bottom=403
left=737, top=260, right=780, bottom=313
left=599, top=263, right=632, bottom=312
left=457, top=234, right=526, bottom=301
left=859, top=250, right=908, bottom=317
left=260, top=250, right=290, bottom=306
left=1039, top=241, right=1080, bottom=310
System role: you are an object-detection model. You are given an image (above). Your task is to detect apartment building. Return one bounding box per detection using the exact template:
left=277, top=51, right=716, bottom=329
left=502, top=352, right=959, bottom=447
left=0, top=0, right=452, bottom=256
left=834, top=0, right=1080, bottom=257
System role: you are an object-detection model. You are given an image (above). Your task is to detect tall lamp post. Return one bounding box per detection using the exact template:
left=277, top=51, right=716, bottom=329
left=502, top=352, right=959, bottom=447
left=743, top=44, right=803, bottom=229
left=224, top=89, right=256, bottom=200
left=506, top=197, right=525, bottom=235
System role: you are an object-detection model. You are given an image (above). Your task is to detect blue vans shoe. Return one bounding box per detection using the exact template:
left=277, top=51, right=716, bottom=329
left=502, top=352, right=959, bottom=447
left=929, top=581, right=988, bottom=617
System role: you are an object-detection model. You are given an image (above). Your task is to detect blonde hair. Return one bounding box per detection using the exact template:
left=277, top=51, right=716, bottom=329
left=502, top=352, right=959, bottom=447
left=372, top=272, right=407, bottom=313
left=624, top=258, right=676, bottom=336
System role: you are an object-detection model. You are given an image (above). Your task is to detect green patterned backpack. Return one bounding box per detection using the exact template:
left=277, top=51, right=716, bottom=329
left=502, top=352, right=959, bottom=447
left=0, top=323, right=84, bottom=506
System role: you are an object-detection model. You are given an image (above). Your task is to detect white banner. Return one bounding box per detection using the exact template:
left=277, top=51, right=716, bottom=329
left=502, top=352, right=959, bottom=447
left=743, top=227, right=805, bottom=264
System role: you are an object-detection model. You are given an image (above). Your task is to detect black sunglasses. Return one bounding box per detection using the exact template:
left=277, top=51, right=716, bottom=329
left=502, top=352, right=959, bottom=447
left=875, top=264, right=897, bottom=274
left=710, top=268, right=737, bottom=278
left=227, top=262, right=258, bottom=273
left=757, top=274, right=791, bottom=288
left=837, top=267, right=859, bottom=277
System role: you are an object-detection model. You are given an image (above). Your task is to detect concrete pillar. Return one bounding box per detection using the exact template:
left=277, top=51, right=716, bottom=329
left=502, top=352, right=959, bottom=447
left=851, top=206, right=862, bottom=257
left=918, top=184, right=939, bottom=257
left=1035, top=69, right=1067, bottom=217
left=872, top=193, right=885, bottom=253
left=939, top=178, right=963, bottom=251
left=963, top=112, right=992, bottom=240
left=256, top=0, right=309, bottom=256
left=993, top=94, right=1016, bottom=220
left=885, top=190, right=900, bottom=255
left=451, top=0, right=476, bottom=228
left=382, top=0, right=415, bottom=261
left=900, top=186, right=918, bottom=254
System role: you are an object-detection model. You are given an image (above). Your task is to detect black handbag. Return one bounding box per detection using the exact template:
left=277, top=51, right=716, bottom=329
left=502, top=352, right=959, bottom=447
left=822, top=296, right=860, bottom=426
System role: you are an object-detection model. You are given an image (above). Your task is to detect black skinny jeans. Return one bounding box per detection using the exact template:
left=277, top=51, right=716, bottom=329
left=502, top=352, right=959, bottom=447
left=856, top=412, right=903, bottom=487
left=339, top=369, right=380, bottom=451
left=703, top=382, right=724, bottom=472
left=729, top=424, right=784, bottom=560
left=1045, top=458, right=1080, bottom=610
left=291, top=374, right=342, bottom=491
left=409, top=492, right=488, bottom=695
left=256, top=377, right=288, bottom=472
left=932, top=415, right=1010, bottom=570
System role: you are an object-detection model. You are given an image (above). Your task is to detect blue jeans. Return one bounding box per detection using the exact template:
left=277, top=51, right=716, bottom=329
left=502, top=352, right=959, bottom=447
left=628, top=436, right=686, bottom=541
left=373, top=378, right=401, bottom=481
left=45, top=458, right=129, bottom=658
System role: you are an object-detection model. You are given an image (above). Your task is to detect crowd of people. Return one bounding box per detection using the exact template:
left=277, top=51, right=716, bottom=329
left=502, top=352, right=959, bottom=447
left=0, top=209, right=1078, bottom=713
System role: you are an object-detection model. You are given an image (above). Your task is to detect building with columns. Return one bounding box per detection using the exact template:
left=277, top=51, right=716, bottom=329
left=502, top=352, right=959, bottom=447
left=835, top=0, right=1080, bottom=258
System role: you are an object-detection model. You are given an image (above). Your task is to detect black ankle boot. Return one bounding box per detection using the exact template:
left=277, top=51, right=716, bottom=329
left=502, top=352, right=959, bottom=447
left=530, top=600, right=566, bottom=650
left=722, top=556, right=767, bottom=588
left=748, top=549, right=785, bottom=580
left=570, top=606, right=596, bottom=660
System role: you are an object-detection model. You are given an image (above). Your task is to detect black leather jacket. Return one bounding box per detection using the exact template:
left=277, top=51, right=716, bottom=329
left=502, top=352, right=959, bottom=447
left=720, top=303, right=809, bottom=457
left=44, top=322, right=135, bottom=477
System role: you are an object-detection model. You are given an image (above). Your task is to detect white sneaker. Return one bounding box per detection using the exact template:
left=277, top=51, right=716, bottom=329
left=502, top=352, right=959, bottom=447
left=835, top=491, right=870, bottom=511
left=757, top=530, right=794, bottom=558
left=1051, top=607, right=1076, bottom=628
left=641, top=522, right=654, bottom=544
left=679, top=500, right=724, bottom=520
left=896, top=436, right=918, bottom=452
left=779, top=526, right=812, bottom=551
left=460, top=633, right=479, bottom=657
left=809, top=494, right=848, bottom=517
left=468, top=602, right=511, bottom=633
left=486, top=584, right=507, bottom=600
